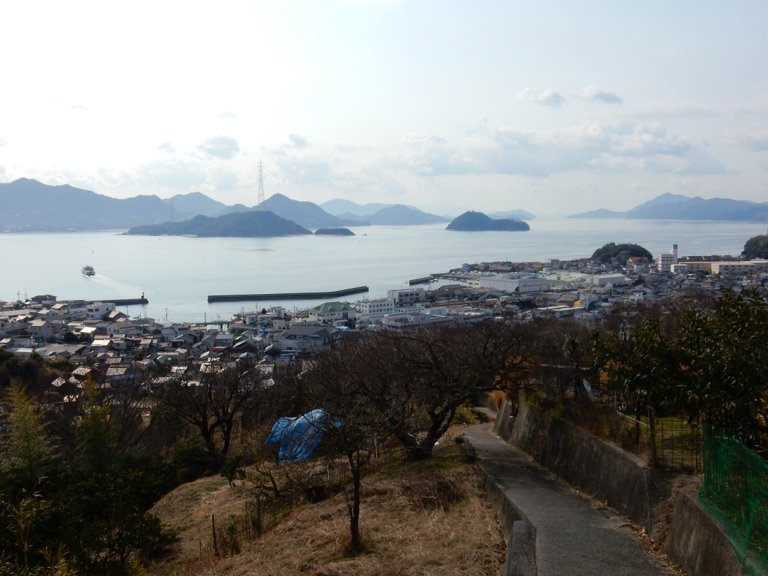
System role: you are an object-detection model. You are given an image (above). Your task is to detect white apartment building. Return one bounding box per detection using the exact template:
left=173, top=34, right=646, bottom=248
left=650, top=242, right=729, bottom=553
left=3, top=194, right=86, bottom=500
left=387, top=288, right=426, bottom=305
left=591, top=273, right=631, bottom=287
left=356, top=298, right=395, bottom=317
left=656, top=244, right=679, bottom=272
left=86, top=302, right=116, bottom=320
left=478, top=274, right=549, bottom=294
left=711, top=260, right=768, bottom=279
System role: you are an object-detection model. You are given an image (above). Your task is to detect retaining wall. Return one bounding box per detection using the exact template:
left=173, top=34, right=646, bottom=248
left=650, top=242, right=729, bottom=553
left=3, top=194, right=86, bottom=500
left=666, top=488, right=745, bottom=576
left=498, top=398, right=748, bottom=576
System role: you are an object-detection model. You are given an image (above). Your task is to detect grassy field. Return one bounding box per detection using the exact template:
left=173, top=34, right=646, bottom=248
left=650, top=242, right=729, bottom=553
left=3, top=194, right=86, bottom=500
left=149, top=427, right=506, bottom=576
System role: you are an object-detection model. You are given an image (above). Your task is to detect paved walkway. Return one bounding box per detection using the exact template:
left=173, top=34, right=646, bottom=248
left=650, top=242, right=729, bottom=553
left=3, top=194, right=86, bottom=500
left=463, top=424, right=676, bottom=576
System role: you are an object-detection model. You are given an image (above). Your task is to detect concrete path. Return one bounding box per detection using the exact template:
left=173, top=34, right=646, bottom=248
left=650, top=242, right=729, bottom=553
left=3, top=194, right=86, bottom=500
left=463, top=424, right=676, bottom=576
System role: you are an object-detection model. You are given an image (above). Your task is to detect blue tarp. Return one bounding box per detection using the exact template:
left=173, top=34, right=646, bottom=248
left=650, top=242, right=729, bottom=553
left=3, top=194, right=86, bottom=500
left=265, top=408, right=341, bottom=462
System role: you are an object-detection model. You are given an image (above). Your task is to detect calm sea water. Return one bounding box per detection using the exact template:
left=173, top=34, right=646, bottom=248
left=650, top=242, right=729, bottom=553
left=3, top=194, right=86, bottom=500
left=1, top=219, right=765, bottom=323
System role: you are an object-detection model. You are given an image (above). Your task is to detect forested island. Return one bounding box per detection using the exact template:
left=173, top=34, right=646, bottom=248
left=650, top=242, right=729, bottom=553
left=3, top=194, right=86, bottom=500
left=446, top=211, right=530, bottom=231
left=743, top=234, right=768, bottom=259
left=591, top=242, right=653, bottom=264
left=314, top=227, right=355, bottom=236
left=124, top=211, right=311, bottom=237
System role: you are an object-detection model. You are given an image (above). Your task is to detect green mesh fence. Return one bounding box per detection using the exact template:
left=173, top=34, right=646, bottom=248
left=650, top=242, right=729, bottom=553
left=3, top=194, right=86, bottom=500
left=699, top=430, right=768, bottom=575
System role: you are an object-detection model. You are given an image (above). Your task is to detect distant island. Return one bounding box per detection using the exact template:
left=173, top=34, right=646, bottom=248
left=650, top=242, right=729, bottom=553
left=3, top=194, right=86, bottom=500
left=365, top=204, right=449, bottom=225
left=490, top=209, right=536, bottom=221
left=257, top=193, right=362, bottom=229
left=0, top=178, right=184, bottom=232
left=315, top=227, right=355, bottom=236
left=591, top=242, right=652, bottom=265
left=743, top=235, right=768, bottom=259
left=124, top=211, right=311, bottom=237
left=321, top=199, right=449, bottom=226
left=570, top=193, right=768, bottom=222
left=446, top=211, right=530, bottom=232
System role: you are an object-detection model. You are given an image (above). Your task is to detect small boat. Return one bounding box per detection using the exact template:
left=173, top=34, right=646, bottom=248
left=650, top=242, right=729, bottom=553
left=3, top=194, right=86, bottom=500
left=82, top=265, right=95, bottom=276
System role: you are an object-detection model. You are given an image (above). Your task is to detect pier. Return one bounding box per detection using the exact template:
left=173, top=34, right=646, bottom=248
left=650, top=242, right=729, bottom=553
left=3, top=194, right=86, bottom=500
left=408, top=276, right=433, bottom=285
left=207, top=286, right=369, bottom=303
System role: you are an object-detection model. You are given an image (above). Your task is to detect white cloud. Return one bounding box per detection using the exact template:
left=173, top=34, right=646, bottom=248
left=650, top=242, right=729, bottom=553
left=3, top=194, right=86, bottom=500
left=287, top=133, right=310, bottom=149
left=516, top=87, right=565, bottom=108
left=395, top=121, right=721, bottom=178
left=265, top=147, right=332, bottom=186
left=678, top=150, right=728, bottom=176
left=336, top=0, right=402, bottom=5
left=635, top=103, right=718, bottom=119
left=397, top=133, right=472, bottom=175
left=197, top=136, right=240, bottom=159
left=209, top=166, right=239, bottom=192
left=579, top=85, right=622, bottom=104
left=742, top=135, right=768, bottom=152
left=135, top=158, right=209, bottom=189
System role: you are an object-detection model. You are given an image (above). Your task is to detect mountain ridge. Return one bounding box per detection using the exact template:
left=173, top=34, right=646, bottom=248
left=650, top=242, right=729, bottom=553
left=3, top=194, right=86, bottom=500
left=366, top=204, right=449, bottom=225
left=570, top=193, right=768, bottom=221
left=256, top=193, right=361, bottom=229
left=0, top=178, right=186, bottom=231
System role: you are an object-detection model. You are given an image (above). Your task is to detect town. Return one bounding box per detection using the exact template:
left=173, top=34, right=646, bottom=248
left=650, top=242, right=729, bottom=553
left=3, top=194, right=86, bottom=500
left=2, top=243, right=767, bottom=392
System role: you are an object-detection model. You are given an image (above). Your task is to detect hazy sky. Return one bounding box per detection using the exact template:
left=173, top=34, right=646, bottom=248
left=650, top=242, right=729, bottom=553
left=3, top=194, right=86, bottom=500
left=2, top=0, right=767, bottom=217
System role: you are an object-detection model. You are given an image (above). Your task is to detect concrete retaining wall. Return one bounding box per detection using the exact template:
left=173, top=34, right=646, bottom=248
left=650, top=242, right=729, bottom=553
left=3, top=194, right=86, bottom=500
left=481, top=470, right=537, bottom=576
left=502, top=400, right=749, bottom=576
left=666, top=489, right=745, bottom=576
left=505, top=401, right=672, bottom=536
left=542, top=418, right=674, bottom=536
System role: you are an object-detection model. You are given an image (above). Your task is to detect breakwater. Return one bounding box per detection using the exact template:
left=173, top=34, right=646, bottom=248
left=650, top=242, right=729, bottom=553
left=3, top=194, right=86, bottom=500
left=409, top=276, right=433, bottom=285
left=105, top=297, right=149, bottom=306
left=207, top=286, right=369, bottom=303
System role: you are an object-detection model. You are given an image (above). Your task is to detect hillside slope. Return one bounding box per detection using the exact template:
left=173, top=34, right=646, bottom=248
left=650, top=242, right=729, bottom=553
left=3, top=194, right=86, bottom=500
left=150, top=442, right=505, bottom=575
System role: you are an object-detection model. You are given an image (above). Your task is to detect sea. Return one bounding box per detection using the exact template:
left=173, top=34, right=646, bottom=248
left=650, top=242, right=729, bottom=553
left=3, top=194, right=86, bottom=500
left=1, top=219, right=765, bottom=323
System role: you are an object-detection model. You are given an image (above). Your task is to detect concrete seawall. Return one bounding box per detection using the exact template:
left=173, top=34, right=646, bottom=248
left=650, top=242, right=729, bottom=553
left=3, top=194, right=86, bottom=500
left=103, top=297, right=149, bottom=306
left=207, top=286, right=369, bottom=303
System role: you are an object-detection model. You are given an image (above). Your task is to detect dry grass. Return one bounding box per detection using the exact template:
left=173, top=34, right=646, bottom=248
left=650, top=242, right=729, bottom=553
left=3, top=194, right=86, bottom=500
left=149, top=430, right=506, bottom=576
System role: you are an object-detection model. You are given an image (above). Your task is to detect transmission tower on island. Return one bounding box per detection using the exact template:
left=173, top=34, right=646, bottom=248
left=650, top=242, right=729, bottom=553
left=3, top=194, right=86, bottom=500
left=257, top=161, right=265, bottom=206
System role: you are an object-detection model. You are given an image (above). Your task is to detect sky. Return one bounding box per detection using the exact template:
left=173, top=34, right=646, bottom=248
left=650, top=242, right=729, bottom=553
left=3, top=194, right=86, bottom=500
left=2, top=0, right=768, bottom=217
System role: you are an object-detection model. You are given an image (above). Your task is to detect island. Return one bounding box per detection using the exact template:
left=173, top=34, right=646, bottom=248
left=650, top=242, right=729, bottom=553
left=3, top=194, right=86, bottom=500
left=446, top=211, right=530, bottom=232
left=314, top=227, right=355, bottom=236
left=743, top=235, right=768, bottom=259
left=124, top=210, right=311, bottom=237
left=569, top=193, right=768, bottom=222
left=591, top=242, right=653, bottom=265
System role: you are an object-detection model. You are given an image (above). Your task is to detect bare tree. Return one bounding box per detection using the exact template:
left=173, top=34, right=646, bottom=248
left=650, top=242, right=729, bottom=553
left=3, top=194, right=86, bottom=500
left=383, top=321, right=528, bottom=459
left=309, top=321, right=529, bottom=461
left=296, top=344, right=392, bottom=552
left=154, top=365, right=267, bottom=457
